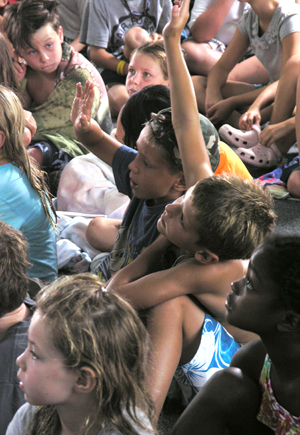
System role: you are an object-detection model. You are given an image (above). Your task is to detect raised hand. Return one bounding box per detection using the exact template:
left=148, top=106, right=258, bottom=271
left=71, top=80, right=95, bottom=134
left=162, top=0, right=190, bottom=39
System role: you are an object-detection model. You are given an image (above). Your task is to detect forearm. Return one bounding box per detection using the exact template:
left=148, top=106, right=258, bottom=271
left=191, top=0, right=235, bottom=42
left=226, top=86, right=267, bottom=112
left=69, top=35, right=86, bottom=53
left=89, top=46, right=129, bottom=74
left=249, top=81, right=278, bottom=112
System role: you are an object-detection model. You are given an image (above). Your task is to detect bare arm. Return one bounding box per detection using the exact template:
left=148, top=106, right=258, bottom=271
left=89, top=46, right=129, bottom=75
left=71, top=80, right=121, bottom=166
left=163, top=0, right=213, bottom=188
left=190, top=0, right=235, bottom=42
left=69, top=35, right=86, bottom=53
left=206, top=29, right=250, bottom=111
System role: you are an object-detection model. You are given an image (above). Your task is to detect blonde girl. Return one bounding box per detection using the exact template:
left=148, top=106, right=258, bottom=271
left=0, top=85, right=57, bottom=282
left=7, top=273, right=155, bottom=435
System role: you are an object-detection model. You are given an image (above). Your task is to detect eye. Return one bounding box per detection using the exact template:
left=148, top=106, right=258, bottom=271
left=128, top=68, right=135, bottom=75
left=143, top=72, right=151, bottom=78
left=180, top=214, right=185, bottom=227
left=46, top=43, right=52, bottom=48
left=30, top=350, right=38, bottom=360
left=144, top=159, right=151, bottom=168
left=246, top=279, right=253, bottom=291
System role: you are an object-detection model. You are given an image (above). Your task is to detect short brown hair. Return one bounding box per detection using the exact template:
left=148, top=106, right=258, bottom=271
left=191, top=175, right=275, bottom=260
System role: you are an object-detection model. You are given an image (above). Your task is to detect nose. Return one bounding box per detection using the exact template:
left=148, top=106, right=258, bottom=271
left=40, top=51, right=49, bottom=63
left=165, top=202, right=180, bottom=217
left=231, top=276, right=244, bottom=295
left=128, top=156, right=139, bottom=173
left=16, top=349, right=27, bottom=370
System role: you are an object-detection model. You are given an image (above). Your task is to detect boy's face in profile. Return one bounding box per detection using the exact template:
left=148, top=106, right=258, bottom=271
left=17, top=24, right=63, bottom=75
left=128, top=124, right=184, bottom=205
left=157, top=186, right=200, bottom=254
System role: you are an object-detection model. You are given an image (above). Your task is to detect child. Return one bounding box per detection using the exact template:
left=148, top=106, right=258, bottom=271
left=194, top=0, right=300, bottom=167
left=71, top=0, right=219, bottom=282
left=0, top=85, right=57, bottom=283
left=3, top=0, right=112, bottom=183
left=171, top=233, right=300, bottom=435
left=0, top=221, right=35, bottom=435
left=6, top=274, right=156, bottom=435
left=105, top=0, right=276, bottom=416
left=80, top=0, right=172, bottom=116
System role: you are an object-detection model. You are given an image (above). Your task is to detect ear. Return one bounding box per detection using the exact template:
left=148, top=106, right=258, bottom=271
left=74, top=366, right=97, bottom=394
left=173, top=172, right=186, bottom=193
left=277, top=312, right=300, bottom=332
left=0, top=0, right=8, bottom=8
left=0, top=131, right=5, bottom=150
left=58, top=26, right=64, bottom=44
left=195, top=249, right=219, bottom=265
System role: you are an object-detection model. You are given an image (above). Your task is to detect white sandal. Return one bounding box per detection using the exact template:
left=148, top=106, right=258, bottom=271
left=219, top=124, right=261, bottom=148
left=236, top=143, right=285, bottom=168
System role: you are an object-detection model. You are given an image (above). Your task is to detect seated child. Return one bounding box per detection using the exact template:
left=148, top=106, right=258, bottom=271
left=0, top=221, right=35, bottom=435
left=71, top=0, right=219, bottom=281
left=105, top=0, right=276, bottom=415
left=0, top=85, right=57, bottom=283
left=3, top=0, right=112, bottom=192
left=6, top=274, right=155, bottom=435
left=171, top=233, right=300, bottom=435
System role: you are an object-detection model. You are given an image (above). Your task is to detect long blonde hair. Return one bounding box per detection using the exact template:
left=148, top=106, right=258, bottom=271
left=27, top=274, right=156, bottom=435
left=0, top=85, right=55, bottom=225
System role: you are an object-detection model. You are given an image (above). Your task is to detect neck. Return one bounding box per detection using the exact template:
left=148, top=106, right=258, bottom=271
left=0, top=303, right=30, bottom=340
left=0, top=153, right=10, bottom=166
left=262, top=332, right=300, bottom=375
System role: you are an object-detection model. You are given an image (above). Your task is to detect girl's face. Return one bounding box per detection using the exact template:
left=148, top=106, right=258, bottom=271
left=17, top=309, right=78, bottom=406
left=225, top=246, right=285, bottom=334
left=157, top=187, right=201, bottom=254
left=18, top=24, right=63, bottom=75
left=125, top=52, right=169, bottom=97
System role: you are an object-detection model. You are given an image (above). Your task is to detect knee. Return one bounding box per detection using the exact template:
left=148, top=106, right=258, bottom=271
left=287, top=169, right=300, bottom=198
left=124, top=27, right=150, bottom=55
left=107, top=85, right=128, bottom=117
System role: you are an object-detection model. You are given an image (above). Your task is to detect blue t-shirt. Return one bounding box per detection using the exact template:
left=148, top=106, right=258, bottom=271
left=0, top=164, right=57, bottom=282
left=93, top=145, right=172, bottom=281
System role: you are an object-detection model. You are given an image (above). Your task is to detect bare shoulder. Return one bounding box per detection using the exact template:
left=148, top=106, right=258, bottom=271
left=230, top=338, right=266, bottom=382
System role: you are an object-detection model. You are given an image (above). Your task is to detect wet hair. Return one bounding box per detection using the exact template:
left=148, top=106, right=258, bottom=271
left=258, top=233, right=300, bottom=314
left=0, top=33, right=19, bottom=95
left=130, top=39, right=168, bottom=81
left=0, top=222, right=30, bottom=317
left=190, top=176, right=275, bottom=260
left=3, top=0, right=60, bottom=51
left=27, top=274, right=155, bottom=435
left=121, top=84, right=170, bottom=149
left=0, top=85, right=55, bottom=225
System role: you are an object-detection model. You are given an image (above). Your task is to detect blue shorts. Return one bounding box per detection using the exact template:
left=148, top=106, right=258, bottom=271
left=172, top=314, right=241, bottom=406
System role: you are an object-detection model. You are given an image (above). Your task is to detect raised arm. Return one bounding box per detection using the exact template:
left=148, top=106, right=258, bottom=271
left=71, top=80, right=121, bottom=166
left=163, top=0, right=213, bottom=188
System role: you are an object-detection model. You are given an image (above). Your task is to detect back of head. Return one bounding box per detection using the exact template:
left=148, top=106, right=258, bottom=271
left=259, top=233, right=300, bottom=314
left=191, top=176, right=275, bottom=260
left=121, top=84, right=170, bottom=148
left=0, top=222, right=30, bottom=317
left=33, top=274, right=154, bottom=435
left=3, top=0, right=60, bottom=51
left=0, top=33, right=19, bottom=94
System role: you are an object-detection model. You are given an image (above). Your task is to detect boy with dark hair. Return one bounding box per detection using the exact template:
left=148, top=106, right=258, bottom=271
left=0, top=221, right=35, bottom=435
left=71, top=7, right=220, bottom=282
left=3, top=0, right=112, bottom=186
left=105, top=0, right=276, bottom=416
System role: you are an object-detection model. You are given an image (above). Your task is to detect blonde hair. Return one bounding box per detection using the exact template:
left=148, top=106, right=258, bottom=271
left=0, top=85, right=55, bottom=225
left=131, top=39, right=168, bottom=81
left=27, top=274, right=155, bottom=435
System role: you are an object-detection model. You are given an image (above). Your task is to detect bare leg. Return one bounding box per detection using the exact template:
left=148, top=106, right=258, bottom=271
left=123, top=27, right=153, bottom=60
left=107, top=84, right=129, bottom=118
left=287, top=169, right=300, bottom=198
left=146, top=296, right=205, bottom=417
left=228, top=55, right=270, bottom=85
left=86, top=217, right=121, bottom=252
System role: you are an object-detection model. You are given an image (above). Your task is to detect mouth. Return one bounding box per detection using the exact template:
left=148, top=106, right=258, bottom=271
left=128, top=88, right=137, bottom=96
left=19, top=381, right=24, bottom=391
left=130, top=177, right=138, bottom=190
left=225, top=292, right=233, bottom=311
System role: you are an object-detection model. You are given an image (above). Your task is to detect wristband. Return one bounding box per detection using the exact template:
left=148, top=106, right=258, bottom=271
left=116, top=60, right=126, bottom=76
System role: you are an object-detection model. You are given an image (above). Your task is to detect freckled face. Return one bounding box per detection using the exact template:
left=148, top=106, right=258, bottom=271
left=18, top=24, right=63, bottom=74
left=126, top=52, right=169, bottom=96
left=16, top=309, right=77, bottom=406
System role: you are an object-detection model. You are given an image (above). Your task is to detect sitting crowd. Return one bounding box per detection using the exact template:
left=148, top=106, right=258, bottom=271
left=1, top=0, right=300, bottom=434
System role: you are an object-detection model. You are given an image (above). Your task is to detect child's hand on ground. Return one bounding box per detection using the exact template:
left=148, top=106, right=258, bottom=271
left=162, top=0, right=190, bottom=39
left=239, top=107, right=261, bottom=131
left=71, top=80, right=95, bottom=134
